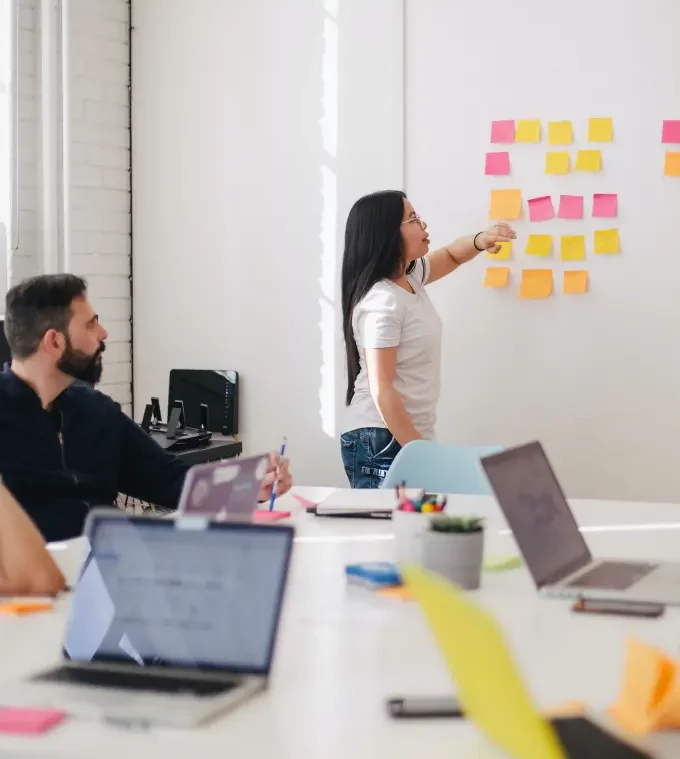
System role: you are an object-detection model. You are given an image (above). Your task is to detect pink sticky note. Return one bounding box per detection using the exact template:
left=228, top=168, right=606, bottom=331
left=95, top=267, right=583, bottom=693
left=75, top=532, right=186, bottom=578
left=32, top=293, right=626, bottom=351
left=485, top=151, right=510, bottom=175
left=592, top=193, right=618, bottom=218
left=0, top=707, right=65, bottom=735
left=528, top=196, right=554, bottom=222
left=253, top=509, right=291, bottom=522
left=490, top=120, right=515, bottom=143
left=662, top=120, right=680, bottom=143
left=558, top=195, right=584, bottom=220
left=292, top=494, right=318, bottom=509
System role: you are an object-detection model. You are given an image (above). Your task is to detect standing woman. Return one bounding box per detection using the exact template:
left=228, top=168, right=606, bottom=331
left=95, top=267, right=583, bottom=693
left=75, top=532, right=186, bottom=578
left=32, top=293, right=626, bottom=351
left=340, top=190, right=515, bottom=488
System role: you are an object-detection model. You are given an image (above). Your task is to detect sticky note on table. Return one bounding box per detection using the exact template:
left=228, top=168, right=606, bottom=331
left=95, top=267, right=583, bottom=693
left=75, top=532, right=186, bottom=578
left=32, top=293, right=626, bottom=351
left=528, top=196, right=554, bottom=222
left=561, top=235, right=586, bottom=261
left=662, top=120, right=680, bottom=144
left=520, top=270, right=553, bottom=299
left=488, top=240, right=511, bottom=260
left=664, top=152, right=680, bottom=177
left=490, top=120, right=515, bottom=143
left=525, top=235, right=552, bottom=256
left=548, top=121, right=572, bottom=145
left=0, top=601, right=53, bottom=616
left=594, top=229, right=619, bottom=254
left=484, top=267, right=510, bottom=288
left=489, top=189, right=522, bottom=220
left=558, top=195, right=583, bottom=220
left=563, top=271, right=588, bottom=295
left=515, top=120, right=541, bottom=143
left=485, top=151, right=510, bottom=175
left=588, top=117, right=613, bottom=142
left=592, top=193, right=618, bottom=218
left=575, top=150, right=602, bottom=172
left=0, top=707, right=65, bottom=735
left=545, top=151, right=570, bottom=175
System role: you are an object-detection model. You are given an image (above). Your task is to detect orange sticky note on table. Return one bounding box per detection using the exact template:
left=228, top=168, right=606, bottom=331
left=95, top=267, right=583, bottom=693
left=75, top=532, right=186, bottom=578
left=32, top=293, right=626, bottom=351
left=520, top=270, right=552, bottom=299
left=563, top=271, right=588, bottom=295
left=0, top=601, right=53, bottom=616
left=664, top=152, right=680, bottom=177
left=484, top=267, right=510, bottom=288
left=489, top=189, right=522, bottom=220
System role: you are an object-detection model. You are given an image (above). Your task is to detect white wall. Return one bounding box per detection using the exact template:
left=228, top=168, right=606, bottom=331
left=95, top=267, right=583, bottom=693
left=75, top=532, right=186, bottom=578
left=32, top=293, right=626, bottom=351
left=132, top=0, right=403, bottom=486
left=406, top=0, right=680, bottom=501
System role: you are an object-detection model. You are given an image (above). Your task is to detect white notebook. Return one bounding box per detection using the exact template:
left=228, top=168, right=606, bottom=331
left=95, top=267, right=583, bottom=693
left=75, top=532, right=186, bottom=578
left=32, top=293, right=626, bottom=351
left=316, top=488, right=419, bottom=516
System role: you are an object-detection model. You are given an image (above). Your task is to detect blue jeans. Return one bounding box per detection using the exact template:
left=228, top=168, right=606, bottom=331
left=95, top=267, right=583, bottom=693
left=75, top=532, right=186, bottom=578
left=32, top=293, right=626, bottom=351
left=340, top=428, right=402, bottom=489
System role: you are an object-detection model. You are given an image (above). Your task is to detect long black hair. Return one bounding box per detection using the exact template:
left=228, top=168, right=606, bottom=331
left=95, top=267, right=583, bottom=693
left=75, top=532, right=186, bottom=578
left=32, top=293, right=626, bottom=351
left=341, top=190, right=410, bottom=406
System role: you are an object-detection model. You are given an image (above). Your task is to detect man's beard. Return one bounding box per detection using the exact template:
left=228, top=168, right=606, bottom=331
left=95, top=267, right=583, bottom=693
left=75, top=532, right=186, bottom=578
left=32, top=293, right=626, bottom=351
left=57, top=338, right=106, bottom=385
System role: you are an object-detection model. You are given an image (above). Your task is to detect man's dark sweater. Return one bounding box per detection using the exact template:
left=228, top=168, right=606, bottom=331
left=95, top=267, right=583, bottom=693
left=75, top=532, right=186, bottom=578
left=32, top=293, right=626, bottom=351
left=0, top=368, right=189, bottom=541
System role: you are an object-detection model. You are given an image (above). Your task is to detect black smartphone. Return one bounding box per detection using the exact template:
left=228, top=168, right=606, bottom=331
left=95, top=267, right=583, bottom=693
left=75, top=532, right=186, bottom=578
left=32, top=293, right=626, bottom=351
left=572, top=598, right=665, bottom=618
left=386, top=696, right=464, bottom=719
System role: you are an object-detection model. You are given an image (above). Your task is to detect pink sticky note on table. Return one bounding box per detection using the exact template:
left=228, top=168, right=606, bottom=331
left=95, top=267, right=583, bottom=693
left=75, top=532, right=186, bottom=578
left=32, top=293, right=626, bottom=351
left=558, top=195, right=584, bottom=220
left=490, top=120, right=515, bottom=143
left=528, top=196, right=554, bottom=222
left=662, top=120, right=680, bottom=143
left=0, top=707, right=65, bottom=735
left=254, top=509, right=291, bottom=522
left=485, top=151, right=510, bottom=175
left=292, top=494, right=318, bottom=509
left=593, top=193, right=618, bottom=218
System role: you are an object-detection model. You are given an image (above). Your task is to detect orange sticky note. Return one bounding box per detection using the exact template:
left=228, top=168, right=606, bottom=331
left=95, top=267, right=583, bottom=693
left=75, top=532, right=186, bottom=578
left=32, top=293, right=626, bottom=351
left=484, top=267, right=510, bottom=288
left=378, top=586, right=413, bottom=601
left=520, top=270, right=552, bottom=299
left=563, top=271, right=588, bottom=295
left=664, top=152, right=680, bottom=177
left=489, top=189, right=522, bottom=220
left=0, top=601, right=53, bottom=616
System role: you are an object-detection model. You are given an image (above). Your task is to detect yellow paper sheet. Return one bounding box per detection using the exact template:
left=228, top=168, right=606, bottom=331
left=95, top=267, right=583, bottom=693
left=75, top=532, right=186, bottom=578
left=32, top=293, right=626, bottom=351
left=525, top=234, right=552, bottom=257
left=545, top=151, right=570, bottom=175
left=402, top=565, right=565, bottom=759
left=575, top=150, right=602, bottom=172
left=487, top=240, right=511, bottom=260
left=484, top=267, right=510, bottom=288
left=594, top=229, right=619, bottom=254
left=664, top=152, right=680, bottom=177
left=548, top=121, right=572, bottom=145
left=588, top=117, right=613, bottom=142
left=516, top=120, right=541, bottom=143
left=520, top=270, right=553, bottom=299
left=563, top=271, right=588, bottom=295
left=560, top=235, right=586, bottom=261
left=489, top=189, right=522, bottom=220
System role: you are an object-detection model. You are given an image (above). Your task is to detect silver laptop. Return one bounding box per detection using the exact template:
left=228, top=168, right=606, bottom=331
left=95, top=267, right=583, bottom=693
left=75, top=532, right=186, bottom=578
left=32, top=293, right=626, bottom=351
left=481, top=441, right=680, bottom=605
left=6, top=509, right=294, bottom=727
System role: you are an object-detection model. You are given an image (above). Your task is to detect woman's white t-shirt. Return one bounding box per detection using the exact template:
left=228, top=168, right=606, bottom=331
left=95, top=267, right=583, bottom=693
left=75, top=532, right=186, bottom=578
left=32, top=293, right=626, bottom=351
left=343, top=257, right=443, bottom=439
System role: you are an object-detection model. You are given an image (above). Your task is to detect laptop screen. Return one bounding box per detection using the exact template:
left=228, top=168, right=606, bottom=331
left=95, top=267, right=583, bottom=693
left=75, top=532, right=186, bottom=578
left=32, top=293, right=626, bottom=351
left=481, top=442, right=592, bottom=588
left=64, top=516, right=293, bottom=675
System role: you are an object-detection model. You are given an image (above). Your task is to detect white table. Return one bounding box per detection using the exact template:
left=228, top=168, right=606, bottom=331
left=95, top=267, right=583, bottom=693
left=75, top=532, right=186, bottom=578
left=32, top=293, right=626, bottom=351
left=2, top=488, right=680, bottom=758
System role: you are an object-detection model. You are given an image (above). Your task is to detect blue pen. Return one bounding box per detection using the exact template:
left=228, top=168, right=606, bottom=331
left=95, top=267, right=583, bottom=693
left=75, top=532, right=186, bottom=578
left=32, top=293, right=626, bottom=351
left=268, top=437, right=287, bottom=511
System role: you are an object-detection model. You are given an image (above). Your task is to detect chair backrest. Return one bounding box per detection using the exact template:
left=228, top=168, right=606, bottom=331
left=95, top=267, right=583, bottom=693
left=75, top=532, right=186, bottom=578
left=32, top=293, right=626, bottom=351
left=382, top=440, right=503, bottom=495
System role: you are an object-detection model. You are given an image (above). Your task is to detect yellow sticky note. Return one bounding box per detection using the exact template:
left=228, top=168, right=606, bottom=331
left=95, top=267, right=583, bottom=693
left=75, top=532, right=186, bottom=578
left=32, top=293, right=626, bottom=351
left=545, top=151, right=570, bottom=175
left=520, top=270, right=553, bottom=299
left=484, top=267, right=510, bottom=288
left=525, top=234, right=552, bottom=257
left=516, top=120, right=541, bottom=143
left=664, top=152, right=680, bottom=177
left=548, top=120, right=573, bottom=145
left=563, top=271, right=588, bottom=295
left=560, top=235, right=586, bottom=261
left=403, top=566, right=564, bottom=759
left=487, top=240, right=511, bottom=260
left=588, top=117, right=613, bottom=142
left=575, top=149, right=602, bottom=172
left=594, top=229, right=619, bottom=254
left=489, top=189, right=522, bottom=220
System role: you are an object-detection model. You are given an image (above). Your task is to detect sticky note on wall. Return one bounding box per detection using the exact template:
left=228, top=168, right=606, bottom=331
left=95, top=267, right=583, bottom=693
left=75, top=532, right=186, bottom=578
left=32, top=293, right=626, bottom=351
left=525, top=235, right=552, bottom=256
left=515, top=120, right=541, bottom=142
left=490, top=120, right=515, bottom=143
left=575, top=150, right=602, bottom=172
left=548, top=121, right=573, bottom=145
left=558, top=195, right=584, bottom=220
left=563, top=271, right=589, bottom=295
left=520, top=270, right=553, bottom=299
left=528, top=196, right=554, bottom=222
left=489, top=189, right=522, bottom=220
left=485, top=152, right=510, bottom=175
left=662, top=120, right=680, bottom=144
left=484, top=267, right=510, bottom=288
left=593, top=193, right=618, bottom=218
left=594, top=229, right=620, bottom=254
left=545, top=152, right=570, bottom=175
left=664, top=152, right=680, bottom=177
left=488, top=240, right=512, bottom=260
left=561, top=236, right=586, bottom=261
left=588, top=118, right=613, bottom=142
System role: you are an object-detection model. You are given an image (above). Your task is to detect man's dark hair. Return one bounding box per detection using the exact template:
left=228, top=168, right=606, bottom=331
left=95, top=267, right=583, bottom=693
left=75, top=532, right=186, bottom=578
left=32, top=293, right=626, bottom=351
left=4, top=274, right=88, bottom=359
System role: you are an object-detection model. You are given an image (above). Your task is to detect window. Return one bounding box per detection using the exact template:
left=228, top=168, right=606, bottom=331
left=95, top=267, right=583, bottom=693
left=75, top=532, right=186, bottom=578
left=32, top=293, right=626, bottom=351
left=0, top=0, right=9, bottom=297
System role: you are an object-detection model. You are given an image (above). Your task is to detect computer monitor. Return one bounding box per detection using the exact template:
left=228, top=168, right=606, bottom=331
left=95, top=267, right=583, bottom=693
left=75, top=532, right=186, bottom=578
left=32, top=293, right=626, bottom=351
left=168, top=369, right=239, bottom=436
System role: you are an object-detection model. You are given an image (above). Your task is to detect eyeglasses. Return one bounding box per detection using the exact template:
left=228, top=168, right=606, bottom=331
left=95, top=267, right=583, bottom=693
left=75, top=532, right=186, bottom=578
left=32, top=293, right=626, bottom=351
left=401, top=213, right=425, bottom=230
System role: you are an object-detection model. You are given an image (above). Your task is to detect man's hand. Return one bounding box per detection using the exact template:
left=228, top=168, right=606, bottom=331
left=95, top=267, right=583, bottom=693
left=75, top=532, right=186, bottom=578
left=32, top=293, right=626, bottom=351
left=257, top=453, right=292, bottom=503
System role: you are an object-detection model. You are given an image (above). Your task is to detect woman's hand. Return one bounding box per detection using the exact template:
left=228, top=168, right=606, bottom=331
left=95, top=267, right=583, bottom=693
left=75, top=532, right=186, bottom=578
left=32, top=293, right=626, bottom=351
left=257, top=454, right=293, bottom=502
left=473, top=222, right=516, bottom=258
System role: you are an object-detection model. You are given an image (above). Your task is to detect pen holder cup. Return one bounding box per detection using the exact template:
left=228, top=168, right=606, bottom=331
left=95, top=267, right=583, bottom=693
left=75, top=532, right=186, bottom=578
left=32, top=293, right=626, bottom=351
left=421, top=530, right=485, bottom=591
left=392, top=510, right=430, bottom=565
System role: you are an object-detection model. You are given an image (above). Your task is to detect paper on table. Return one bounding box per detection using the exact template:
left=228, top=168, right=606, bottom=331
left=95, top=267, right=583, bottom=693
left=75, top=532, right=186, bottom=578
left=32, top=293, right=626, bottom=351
left=484, top=267, right=510, bottom=288
left=664, top=152, right=680, bottom=177
left=491, top=120, right=515, bottom=143
left=0, top=600, right=53, bottom=615
left=575, top=150, right=602, bottom=172
left=528, top=196, right=554, bottom=222
left=545, top=151, right=570, bottom=175
left=0, top=707, right=65, bottom=735
left=561, top=236, right=586, bottom=261
left=488, top=240, right=512, bottom=260
left=594, top=229, right=619, bottom=254
left=520, top=270, right=553, bottom=299
left=485, top=151, right=510, bottom=175
left=516, top=120, right=541, bottom=142
left=548, top=121, right=573, bottom=145
left=593, top=193, right=618, bottom=218
left=563, top=271, right=588, bottom=295
left=662, top=120, right=680, bottom=144
left=489, top=189, right=522, bottom=220
left=558, top=195, right=584, bottom=220
left=525, top=235, right=552, bottom=257
left=588, top=117, right=613, bottom=142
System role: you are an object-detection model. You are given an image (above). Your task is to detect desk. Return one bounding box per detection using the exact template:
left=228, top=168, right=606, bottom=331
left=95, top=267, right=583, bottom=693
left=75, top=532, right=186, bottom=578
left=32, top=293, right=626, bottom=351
left=4, top=489, right=680, bottom=758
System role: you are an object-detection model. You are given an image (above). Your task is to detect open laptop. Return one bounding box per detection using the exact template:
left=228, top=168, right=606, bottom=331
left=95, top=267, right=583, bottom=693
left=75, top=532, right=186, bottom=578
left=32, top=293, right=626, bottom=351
left=403, top=564, right=654, bottom=759
left=5, top=509, right=294, bottom=727
left=481, top=441, right=680, bottom=605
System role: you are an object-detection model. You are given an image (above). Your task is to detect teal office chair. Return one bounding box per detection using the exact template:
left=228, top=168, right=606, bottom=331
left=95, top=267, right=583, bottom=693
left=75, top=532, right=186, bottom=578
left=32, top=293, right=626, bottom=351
left=382, top=440, right=503, bottom=495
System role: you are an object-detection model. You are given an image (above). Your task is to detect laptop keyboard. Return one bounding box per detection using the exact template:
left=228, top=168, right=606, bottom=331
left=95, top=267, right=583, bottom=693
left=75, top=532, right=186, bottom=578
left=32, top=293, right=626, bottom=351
left=567, top=561, right=657, bottom=591
left=551, top=716, right=652, bottom=758
left=34, top=666, right=236, bottom=697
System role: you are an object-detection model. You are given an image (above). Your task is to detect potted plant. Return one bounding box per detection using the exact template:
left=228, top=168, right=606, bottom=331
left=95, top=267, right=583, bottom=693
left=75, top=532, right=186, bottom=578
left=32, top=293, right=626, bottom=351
left=421, top=515, right=485, bottom=590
